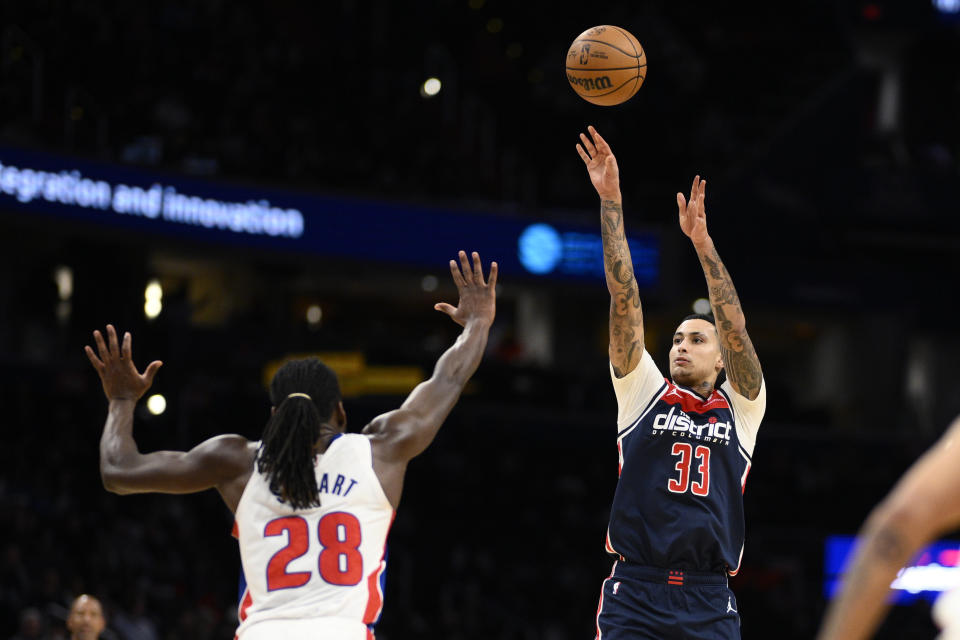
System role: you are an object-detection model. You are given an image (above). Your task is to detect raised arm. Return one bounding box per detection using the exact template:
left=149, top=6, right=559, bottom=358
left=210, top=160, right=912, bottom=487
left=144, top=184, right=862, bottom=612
left=576, top=126, right=644, bottom=377
left=363, top=251, right=496, bottom=506
left=85, top=325, right=255, bottom=512
left=677, top=177, right=763, bottom=400
left=817, top=416, right=960, bottom=640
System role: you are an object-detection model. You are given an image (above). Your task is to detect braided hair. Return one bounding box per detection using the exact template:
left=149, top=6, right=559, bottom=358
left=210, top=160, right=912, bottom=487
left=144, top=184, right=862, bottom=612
left=257, top=358, right=341, bottom=510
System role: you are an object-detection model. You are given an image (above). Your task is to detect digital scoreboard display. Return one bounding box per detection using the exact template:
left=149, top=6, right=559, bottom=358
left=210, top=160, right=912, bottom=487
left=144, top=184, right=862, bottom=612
left=825, top=535, right=960, bottom=604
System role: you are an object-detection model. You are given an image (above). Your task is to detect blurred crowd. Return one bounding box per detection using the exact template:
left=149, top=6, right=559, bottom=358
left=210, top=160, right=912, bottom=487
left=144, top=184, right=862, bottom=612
left=0, top=341, right=944, bottom=639
left=4, top=1, right=955, bottom=215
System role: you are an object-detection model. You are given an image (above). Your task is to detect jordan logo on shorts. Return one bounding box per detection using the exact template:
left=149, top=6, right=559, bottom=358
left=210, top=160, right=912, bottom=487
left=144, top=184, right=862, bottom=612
left=613, top=581, right=621, bottom=595
left=726, top=596, right=738, bottom=614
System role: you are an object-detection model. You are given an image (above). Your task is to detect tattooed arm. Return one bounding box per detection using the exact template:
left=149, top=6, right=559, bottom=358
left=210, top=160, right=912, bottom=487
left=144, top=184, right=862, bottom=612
left=576, top=126, right=643, bottom=377
left=817, top=416, right=960, bottom=640
left=677, top=176, right=763, bottom=400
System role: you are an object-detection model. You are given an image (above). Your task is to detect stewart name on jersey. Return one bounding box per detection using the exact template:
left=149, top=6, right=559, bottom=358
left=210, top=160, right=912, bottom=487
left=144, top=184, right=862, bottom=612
left=606, top=349, right=766, bottom=575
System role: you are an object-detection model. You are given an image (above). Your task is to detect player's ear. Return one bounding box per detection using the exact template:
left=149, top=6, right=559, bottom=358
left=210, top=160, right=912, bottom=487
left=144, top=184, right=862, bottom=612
left=334, top=401, right=347, bottom=431
left=715, top=354, right=724, bottom=374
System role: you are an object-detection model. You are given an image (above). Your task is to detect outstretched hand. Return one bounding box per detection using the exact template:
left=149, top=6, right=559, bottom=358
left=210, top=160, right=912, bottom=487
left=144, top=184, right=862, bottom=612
left=434, top=251, right=497, bottom=328
left=85, top=325, right=163, bottom=402
left=576, top=125, right=621, bottom=201
left=677, top=175, right=710, bottom=246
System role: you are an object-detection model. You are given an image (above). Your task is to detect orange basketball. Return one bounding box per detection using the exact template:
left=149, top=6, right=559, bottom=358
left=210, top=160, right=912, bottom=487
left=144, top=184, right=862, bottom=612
left=565, top=25, right=646, bottom=106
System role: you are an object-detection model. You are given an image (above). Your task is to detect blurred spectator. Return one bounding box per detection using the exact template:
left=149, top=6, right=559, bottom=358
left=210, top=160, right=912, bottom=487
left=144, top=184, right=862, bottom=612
left=65, top=596, right=104, bottom=640
left=9, top=608, right=48, bottom=640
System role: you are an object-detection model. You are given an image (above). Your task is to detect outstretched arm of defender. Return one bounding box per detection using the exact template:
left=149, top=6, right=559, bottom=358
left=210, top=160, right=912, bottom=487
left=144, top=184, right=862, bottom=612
left=364, top=251, right=496, bottom=465
left=678, top=177, right=763, bottom=400
left=576, top=126, right=643, bottom=377
left=817, top=416, right=960, bottom=640
left=85, top=325, right=253, bottom=504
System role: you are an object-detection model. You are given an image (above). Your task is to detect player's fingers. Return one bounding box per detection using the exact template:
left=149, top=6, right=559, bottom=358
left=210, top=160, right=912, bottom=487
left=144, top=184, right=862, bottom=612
left=458, top=251, right=473, bottom=285
left=575, top=143, right=591, bottom=164
left=122, top=331, right=132, bottom=361
left=689, top=176, right=699, bottom=207
left=700, top=178, right=707, bottom=202
left=605, top=155, right=616, bottom=173
left=143, top=360, right=163, bottom=385
left=107, top=324, right=121, bottom=358
left=593, top=128, right=611, bottom=153
left=487, top=261, right=498, bottom=289
left=579, top=132, right=597, bottom=157
left=448, top=259, right=466, bottom=288
left=677, top=192, right=686, bottom=213
left=84, top=345, right=105, bottom=371
left=94, top=330, right=109, bottom=361
left=471, top=252, right=484, bottom=284
left=434, top=302, right=456, bottom=317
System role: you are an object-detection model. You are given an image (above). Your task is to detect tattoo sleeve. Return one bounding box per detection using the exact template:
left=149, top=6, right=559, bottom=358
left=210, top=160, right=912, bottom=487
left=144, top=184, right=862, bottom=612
left=600, top=199, right=643, bottom=377
left=696, top=241, right=763, bottom=399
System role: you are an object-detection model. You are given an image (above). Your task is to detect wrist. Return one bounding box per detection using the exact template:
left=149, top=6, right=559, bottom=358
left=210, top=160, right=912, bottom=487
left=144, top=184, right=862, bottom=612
left=692, top=236, right=714, bottom=253
left=108, top=397, right=138, bottom=408
left=600, top=193, right=622, bottom=204
left=464, top=317, right=493, bottom=332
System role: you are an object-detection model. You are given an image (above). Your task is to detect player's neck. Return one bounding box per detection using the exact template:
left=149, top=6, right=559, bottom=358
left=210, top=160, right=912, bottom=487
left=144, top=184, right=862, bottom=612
left=687, top=379, right=715, bottom=399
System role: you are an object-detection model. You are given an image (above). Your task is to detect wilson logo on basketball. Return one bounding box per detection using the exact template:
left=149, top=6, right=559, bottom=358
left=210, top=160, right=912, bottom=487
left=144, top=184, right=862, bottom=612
left=565, top=24, right=646, bottom=106
left=566, top=74, right=613, bottom=92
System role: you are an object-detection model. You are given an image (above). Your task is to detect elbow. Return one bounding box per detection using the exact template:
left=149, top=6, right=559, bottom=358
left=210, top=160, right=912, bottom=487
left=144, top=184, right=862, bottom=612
left=722, top=314, right=747, bottom=335
left=100, top=464, right=132, bottom=495
left=862, top=497, right=930, bottom=557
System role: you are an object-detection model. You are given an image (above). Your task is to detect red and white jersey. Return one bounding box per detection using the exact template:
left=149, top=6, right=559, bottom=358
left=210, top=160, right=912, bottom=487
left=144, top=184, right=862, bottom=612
left=234, top=433, right=394, bottom=640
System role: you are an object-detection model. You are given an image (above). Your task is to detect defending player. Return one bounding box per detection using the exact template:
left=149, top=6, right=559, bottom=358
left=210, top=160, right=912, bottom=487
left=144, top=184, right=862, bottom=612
left=816, top=414, right=960, bottom=640
left=576, top=126, right=766, bottom=639
left=84, top=251, right=497, bottom=640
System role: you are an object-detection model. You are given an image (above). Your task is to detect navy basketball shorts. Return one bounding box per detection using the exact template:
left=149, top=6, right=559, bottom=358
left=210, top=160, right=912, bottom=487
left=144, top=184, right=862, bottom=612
left=594, top=561, right=740, bottom=640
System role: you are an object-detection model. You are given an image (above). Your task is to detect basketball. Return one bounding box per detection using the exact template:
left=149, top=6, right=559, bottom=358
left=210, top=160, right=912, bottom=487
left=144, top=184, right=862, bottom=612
left=566, top=25, right=646, bottom=106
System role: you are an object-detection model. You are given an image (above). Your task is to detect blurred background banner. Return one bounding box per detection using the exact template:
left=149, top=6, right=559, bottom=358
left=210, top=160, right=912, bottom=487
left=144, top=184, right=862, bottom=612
left=0, top=146, right=659, bottom=284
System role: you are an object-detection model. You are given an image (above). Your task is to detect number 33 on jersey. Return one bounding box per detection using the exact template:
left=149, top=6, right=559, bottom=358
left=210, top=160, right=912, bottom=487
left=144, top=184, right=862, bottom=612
left=606, top=350, right=766, bottom=575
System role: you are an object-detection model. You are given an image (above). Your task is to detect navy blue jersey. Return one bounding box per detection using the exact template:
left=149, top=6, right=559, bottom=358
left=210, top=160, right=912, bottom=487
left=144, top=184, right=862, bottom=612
left=605, top=350, right=766, bottom=575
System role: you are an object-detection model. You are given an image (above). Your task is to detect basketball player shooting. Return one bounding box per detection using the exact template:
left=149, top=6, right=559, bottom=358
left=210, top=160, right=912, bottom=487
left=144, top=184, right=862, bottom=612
left=84, top=251, right=497, bottom=640
left=576, top=126, right=766, bottom=640
left=816, top=414, right=960, bottom=640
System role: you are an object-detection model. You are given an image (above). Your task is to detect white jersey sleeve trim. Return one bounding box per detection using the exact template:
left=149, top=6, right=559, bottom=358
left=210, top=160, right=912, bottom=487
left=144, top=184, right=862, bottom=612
left=720, top=378, right=766, bottom=457
left=233, top=440, right=262, bottom=527
left=610, top=349, right=667, bottom=431
left=352, top=434, right=392, bottom=509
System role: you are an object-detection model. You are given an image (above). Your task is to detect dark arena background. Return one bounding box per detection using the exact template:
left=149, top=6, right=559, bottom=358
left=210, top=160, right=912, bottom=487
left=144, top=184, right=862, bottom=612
left=2, top=1, right=960, bottom=639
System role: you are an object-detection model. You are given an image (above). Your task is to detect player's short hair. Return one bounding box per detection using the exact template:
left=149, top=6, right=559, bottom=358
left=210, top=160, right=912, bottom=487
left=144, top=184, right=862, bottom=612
left=681, top=313, right=716, bottom=326
left=257, top=358, right=342, bottom=510
left=677, top=312, right=726, bottom=383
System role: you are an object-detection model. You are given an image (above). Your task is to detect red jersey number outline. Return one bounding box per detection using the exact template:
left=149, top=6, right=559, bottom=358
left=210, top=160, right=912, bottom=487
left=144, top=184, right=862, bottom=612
left=667, top=443, right=711, bottom=496
left=264, top=512, right=364, bottom=590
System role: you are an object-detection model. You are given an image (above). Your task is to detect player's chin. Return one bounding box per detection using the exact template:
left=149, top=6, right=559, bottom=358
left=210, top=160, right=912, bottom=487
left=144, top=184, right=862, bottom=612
left=670, top=368, right=695, bottom=386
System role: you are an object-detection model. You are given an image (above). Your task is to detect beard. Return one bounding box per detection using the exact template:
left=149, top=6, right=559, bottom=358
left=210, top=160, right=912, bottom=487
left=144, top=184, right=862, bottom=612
left=670, top=364, right=716, bottom=390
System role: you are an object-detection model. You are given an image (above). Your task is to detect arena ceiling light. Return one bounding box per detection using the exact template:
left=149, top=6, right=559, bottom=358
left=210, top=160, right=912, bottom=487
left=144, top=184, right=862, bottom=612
left=147, top=394, right=167, bottom=416
left=934, top=0, right=960, bottom=13
left=144, top=279, right=162, bottom=319
left=420, top=77, right=441, bottom=98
